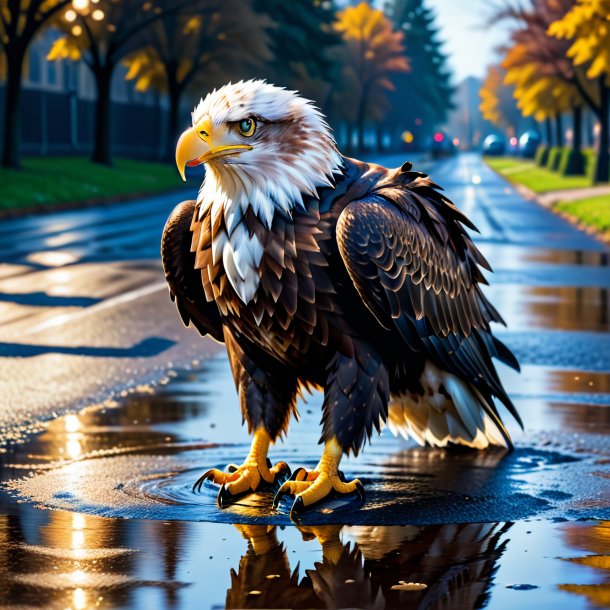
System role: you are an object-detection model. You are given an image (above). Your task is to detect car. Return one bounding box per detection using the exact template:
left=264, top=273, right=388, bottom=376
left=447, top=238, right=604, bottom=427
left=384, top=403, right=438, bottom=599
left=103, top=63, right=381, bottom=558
left=482, top=134, right=505, bottom=156
left=519, top=130, right=541, bottom=158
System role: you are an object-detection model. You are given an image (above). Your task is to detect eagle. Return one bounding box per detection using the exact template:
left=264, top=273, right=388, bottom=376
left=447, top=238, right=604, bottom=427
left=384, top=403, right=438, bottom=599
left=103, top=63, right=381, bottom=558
left=163, top=79, right=521, bottom=518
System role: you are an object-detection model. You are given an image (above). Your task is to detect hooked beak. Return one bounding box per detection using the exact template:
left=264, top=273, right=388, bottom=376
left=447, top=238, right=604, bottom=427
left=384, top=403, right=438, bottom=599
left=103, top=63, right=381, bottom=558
left=175, top=126, right=253, bottom=181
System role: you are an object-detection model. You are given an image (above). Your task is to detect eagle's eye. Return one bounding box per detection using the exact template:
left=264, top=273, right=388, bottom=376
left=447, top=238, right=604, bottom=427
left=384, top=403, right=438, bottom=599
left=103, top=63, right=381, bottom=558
left=237, top=118, right=256, bottom=137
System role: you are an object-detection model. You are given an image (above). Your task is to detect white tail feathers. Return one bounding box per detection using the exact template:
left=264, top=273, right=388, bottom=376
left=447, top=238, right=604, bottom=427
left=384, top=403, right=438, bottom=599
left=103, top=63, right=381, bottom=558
left=387, top=365, right=509, bottom=449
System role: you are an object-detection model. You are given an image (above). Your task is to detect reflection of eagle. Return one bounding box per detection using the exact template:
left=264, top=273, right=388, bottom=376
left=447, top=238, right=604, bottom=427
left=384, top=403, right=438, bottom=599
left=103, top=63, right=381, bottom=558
left=163, top=79, right=521, bottom=516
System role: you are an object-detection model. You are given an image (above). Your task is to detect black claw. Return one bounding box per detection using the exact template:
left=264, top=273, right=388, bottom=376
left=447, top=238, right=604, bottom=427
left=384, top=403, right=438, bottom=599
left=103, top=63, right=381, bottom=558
left=192, top=469, right=213, bottom=493
left=290, top=495, right=305, bottom=519
left=272, top=488, right=286, bottom=508
left=217, top=483, right=233, bottom=508
left=289, top=467, right=306, bottom=481
left=355, top=481, right=366, bottom=501
left=227, top=464, right=240, bottom=473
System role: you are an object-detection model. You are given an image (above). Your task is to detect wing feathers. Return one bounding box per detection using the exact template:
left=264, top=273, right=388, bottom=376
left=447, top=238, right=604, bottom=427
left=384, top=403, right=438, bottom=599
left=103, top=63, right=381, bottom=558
left=336, top=176, right=520, bottom=439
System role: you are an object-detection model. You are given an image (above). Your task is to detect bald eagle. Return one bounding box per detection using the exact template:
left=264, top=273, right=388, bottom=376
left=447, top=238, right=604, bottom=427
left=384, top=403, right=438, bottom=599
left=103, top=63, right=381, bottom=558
left=163, top=80, right=521, bottom=517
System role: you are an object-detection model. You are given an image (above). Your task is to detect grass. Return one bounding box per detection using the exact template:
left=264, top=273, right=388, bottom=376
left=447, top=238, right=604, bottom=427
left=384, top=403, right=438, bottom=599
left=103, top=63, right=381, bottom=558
left=485, top=155, right=593, bottom=193
left=556, top=195, right=610, bottom=235
left=0, top=156, right=183, bottom=213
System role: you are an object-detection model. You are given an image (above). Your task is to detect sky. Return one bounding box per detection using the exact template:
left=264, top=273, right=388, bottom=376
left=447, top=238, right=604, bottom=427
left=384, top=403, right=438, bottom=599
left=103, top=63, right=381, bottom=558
left=427, top=0, right=513, bottom=83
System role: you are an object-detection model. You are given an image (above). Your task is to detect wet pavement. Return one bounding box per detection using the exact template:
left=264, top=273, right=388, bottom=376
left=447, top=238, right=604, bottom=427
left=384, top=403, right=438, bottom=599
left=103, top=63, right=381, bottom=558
left=0, top=152, right=609, bottom=609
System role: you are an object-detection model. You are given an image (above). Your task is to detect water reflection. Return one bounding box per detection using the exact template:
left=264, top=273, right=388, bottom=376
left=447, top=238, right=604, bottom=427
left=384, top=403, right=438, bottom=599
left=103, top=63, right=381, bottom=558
left=490, top=285, right=610, bottom=332
left=559, top=521, right=610, bottom=608
left=226, top=522, right=510, bottom=609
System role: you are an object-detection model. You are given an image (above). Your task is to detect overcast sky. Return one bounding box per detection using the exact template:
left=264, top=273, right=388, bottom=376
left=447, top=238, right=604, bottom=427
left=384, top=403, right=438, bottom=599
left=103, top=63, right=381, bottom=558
left=425, top=0, right=512, bottom=83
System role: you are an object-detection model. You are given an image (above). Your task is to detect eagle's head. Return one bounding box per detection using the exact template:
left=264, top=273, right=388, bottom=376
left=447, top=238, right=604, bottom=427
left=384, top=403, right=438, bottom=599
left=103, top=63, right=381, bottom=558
left=175, top=79, right=342, bottom=228
left=175, top=80, right=342, bottom=304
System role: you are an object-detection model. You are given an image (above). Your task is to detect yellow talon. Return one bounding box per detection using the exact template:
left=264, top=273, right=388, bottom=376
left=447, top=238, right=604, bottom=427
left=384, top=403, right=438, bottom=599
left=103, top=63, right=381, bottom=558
left=273, top=438, right=365, bottom=517
left=193, top=428, right=290, bottom=506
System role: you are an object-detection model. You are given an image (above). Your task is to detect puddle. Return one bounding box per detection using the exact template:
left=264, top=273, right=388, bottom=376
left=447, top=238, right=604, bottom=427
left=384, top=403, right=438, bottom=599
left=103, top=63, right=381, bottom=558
left=0, top=491, right=607, bottom=609
left=0, top=357, right=607, bottom=526
left=0, top=360, right=606, bottom=605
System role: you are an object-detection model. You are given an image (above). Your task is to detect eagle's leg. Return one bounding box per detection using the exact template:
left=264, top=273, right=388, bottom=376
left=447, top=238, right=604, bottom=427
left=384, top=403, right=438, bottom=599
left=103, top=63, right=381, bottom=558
left=273, top=438, right=364, bottom=516
left=193, top=329, right=295, bottom=506
left=274, top=341, right=388, bottom=517
left=193, top=427, right=290, bottom=506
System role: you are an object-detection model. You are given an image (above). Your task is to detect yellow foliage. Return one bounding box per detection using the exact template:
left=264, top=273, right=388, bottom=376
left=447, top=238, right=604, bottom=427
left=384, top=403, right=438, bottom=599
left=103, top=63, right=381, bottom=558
left=480, top=65, right=504, bottom=125
left=334, top=1, right=409, bottom=82
left=121, top=0, right=272, bottom=96
left=47, top=36, right=82, bottom=61
left=123, top=47, right=166, bottom=92
left=332, top=1, right=408, bottom=124
left=501, top=39, right=581, bottom=120
left=548, top=0, right=610, bottom=80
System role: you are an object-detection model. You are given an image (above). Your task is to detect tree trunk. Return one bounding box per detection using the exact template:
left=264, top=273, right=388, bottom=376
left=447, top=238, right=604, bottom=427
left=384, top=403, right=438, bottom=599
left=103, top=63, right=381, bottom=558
left=594, top=79, right=609, bottom=184
left=572, top=105, right=582, bottom=152
left=166, top=79, right=182, bottom=162
left=545, top=117, right=553, bottom=147
left=356, top=88, right=369, bottom=153
left=356, top=112, right=365, bottom=153
left=375, top=123, right=384, bottom=152
left=555, top=113, right=564, bottom=147
left=2, top=49, right=26, bottom=169
left=91, top=65, right=114, bottom=166
left=586, top=109, right=595, bottom=147
left=345, top=122, right=354, bottom=153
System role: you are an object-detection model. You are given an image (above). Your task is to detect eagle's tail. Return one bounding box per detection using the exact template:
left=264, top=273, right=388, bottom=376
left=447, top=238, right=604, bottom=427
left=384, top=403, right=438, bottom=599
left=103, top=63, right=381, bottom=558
left=387, top=369, right=510, bottom=449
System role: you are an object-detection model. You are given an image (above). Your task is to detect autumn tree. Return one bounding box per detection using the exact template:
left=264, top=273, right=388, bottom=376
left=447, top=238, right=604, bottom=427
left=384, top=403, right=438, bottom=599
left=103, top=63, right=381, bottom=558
left=123, top=0, right=272, bottom=160
left=492, top=0, right=602, bottom=175
left=48, top=0, right=188, bottom=165
left=479, top=65, right=523, bottom=136
left=549, top=0, right=610, bottom=182
left=253, top=0, right=341, bottom=117
left=388, top=0, right=454, bottom=147
left=333, top=2, right=409, bottom=152
left=0, top=0, right=72, bottom=168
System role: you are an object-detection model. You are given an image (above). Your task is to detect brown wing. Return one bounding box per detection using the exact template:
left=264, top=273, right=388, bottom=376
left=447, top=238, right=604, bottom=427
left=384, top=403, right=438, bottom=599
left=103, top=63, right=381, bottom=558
left=161, top=200, right=224, bottom=343
left=336, top=169, right=521, bottom=429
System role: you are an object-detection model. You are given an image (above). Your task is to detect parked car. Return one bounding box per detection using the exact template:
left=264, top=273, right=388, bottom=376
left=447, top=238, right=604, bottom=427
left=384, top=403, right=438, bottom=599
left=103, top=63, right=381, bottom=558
left=519, top=130, right=541, bottom=158
left=429, top=131, right=458, bottom=158
left=482, top=134, right=505, bottom=156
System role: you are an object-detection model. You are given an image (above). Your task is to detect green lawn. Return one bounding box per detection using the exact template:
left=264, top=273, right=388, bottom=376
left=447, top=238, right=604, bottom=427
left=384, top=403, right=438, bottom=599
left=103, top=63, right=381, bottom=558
left=0, top=157, right=184, bottom=213
left=484, top=155, right=593, bottom=193
left=556, top=195, right=610, bottom=235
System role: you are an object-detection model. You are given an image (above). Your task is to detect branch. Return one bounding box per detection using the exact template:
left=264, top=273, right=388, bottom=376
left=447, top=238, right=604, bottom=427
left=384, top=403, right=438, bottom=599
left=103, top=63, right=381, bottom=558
left=109, top=0, right=194, bottom=63
left=80, top=14, right=103, bottom=69
left=571, top=71, right=600, bottom=116
left=22, top=0, right=72, bottom=43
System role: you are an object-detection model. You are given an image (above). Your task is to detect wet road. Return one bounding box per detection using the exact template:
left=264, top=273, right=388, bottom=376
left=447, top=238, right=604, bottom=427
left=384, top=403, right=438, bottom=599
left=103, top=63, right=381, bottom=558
left=0, top=152, right=609, bottom=609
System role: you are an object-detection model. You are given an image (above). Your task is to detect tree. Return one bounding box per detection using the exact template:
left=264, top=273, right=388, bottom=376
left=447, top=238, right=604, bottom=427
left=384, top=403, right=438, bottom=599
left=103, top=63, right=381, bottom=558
left=479, top=64, right=522, bottom=135
left=253, top=0, right=341, bottom=118
left=0, top=0, right=72, bottom=168
left=123, top=0, right=272, bottom=160
left=48, top=0, right=187, bottom=165
left=388, top=0, right=454, bottom=148
left=549, top=0, right=610, bottom=182
left=333, top=2, right=409, bottom=152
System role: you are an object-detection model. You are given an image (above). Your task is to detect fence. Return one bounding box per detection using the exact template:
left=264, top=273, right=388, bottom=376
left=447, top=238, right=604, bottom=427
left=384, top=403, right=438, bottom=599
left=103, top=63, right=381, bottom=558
left=0, top=86, right=183, bottom=160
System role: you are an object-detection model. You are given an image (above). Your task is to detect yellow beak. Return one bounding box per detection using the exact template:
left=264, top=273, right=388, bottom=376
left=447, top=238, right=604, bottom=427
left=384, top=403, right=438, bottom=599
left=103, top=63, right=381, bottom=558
left=175, top=126, right=254, bottom=181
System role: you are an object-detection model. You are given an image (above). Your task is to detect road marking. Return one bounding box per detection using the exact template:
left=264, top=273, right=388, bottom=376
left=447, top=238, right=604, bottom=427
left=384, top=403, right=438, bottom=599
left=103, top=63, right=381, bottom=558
left=25, top=281, right=168, bottom=335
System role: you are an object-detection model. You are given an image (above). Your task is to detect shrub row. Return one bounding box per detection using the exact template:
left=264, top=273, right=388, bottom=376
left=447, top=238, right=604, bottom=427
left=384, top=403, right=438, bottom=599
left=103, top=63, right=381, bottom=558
left=535, top=145, right=593, bottom=178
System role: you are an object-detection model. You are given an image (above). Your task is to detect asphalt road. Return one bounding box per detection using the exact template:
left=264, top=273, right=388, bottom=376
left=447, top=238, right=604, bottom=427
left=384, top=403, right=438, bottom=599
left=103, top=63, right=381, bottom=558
left=0, top=152, right=609, bottom=609
left=1, top=152, right=609, bottom=438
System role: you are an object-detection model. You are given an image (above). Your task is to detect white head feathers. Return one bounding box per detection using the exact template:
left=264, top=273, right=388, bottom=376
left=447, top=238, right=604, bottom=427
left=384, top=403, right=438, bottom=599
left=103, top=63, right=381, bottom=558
left=192, top=80, right=342, bottom=305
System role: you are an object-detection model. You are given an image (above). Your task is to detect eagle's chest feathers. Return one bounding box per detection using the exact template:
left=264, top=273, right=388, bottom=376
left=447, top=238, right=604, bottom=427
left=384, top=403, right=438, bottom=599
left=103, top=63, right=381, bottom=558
left=193, top=181, right=333, bottom=351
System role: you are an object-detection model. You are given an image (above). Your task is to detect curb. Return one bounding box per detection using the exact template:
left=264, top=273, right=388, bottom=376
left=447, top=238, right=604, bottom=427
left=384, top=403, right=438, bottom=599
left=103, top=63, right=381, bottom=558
left=485, top=161, right=610, bottom=246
